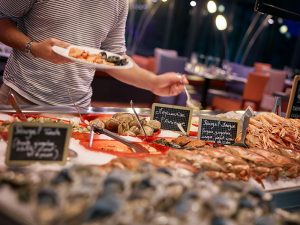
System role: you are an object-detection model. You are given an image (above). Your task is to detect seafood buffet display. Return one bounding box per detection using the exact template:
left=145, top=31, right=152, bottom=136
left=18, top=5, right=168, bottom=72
left=1, top=160, right=300, bottom=225
left=1, top=109, right=300, bottom=224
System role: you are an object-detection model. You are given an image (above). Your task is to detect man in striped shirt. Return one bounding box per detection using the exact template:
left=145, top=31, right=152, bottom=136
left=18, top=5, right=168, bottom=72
left=0, top=0, right=188, bottom=107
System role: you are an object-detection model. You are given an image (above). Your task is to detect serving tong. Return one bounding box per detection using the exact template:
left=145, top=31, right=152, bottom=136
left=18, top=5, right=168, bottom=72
left=177, top=123, right=188, bottom=136
left=130, top=100, right=148, bottom=138
left=89, top=125, right=149, bottom=153
left=8, top=91, right=27, bottom=121
left=88, top=100, right=150, bottom=153
left=232, top=108, right=254, bottom=148
left=67, top=89, right=85, bottom=123
left=272, top=96, right=282, bottom=116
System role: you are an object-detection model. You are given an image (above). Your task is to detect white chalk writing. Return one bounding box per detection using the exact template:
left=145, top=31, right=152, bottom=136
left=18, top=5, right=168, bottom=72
left=12, top=138, right=59, bottom=160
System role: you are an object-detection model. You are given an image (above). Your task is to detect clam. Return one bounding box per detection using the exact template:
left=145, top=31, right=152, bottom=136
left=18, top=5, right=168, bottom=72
left=106, top=56, right=129, bottom=66
left=100, top=51, right=107, bottom=59
left=147, top=120, right=161, bottom=131
left=123, top=130, right=136, bottom=136
left=89, top=119, right=105, bottom=129
left=139, top=125, right=154, bottom=136
left=112, top=113, right=135, bottom=123
left=129, top=119, right=139, bottom=128
left=129, top=126, right=140, bottom=135
left=105, top=118, right=120, bottom=132
left=118, top=122, right=130, bottom=135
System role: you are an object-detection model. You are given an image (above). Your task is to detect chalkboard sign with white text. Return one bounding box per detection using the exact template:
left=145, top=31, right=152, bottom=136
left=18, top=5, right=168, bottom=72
left=286, top=75, right=300, bottom=118
left=6, top=122, right=72, bottom=166
left=151, top=103, right=193, bottom=133
left=198, top=116, right=241, bottom=145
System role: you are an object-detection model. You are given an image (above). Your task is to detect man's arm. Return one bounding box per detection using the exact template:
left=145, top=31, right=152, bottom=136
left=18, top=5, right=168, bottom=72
left=106, top=59, right=188, bottom=96
left=101, top=1, right=187, bottom=97
left=0, top=19, right=70, bottom=63
left=0, top=19, right=30, bottom=51
left=0, top=0, right=70, bottom=63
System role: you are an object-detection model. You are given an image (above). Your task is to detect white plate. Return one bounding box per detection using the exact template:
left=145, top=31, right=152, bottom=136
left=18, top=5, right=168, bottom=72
left=52, top=45, right=133, bottom=70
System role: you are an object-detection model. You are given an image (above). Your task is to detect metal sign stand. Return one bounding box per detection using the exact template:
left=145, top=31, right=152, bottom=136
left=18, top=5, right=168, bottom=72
left=272, top=96, right=282, bottom=116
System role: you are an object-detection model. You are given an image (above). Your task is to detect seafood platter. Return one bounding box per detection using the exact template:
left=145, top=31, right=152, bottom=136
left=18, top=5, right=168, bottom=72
left=0, top=106, right=300, bottom=225
left=52, top=45, right=133, bottom=69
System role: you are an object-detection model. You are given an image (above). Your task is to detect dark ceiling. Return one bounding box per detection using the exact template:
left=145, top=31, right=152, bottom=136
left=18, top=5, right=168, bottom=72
left=236, top=0, right=256, bottom=3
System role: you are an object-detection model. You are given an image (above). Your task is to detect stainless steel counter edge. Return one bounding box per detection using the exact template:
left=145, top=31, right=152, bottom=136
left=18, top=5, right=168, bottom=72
left=0, top=106, right=217, bottom=116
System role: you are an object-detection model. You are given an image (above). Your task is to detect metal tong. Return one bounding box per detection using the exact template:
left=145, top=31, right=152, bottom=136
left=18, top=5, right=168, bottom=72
left=67, top=89, right=85, bottom=123
left=8, top=91, right=27, bottom=121
left=130, top=100, right=147, bottom=138
left=272, top=96, right=282, bottom=116
left=233, top=108, right=253, bottom=148
left=89, top=125, right=149, bottom=153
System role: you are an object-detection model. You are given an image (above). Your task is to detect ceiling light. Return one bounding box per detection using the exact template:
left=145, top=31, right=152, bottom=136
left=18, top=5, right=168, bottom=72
left=207, top=1, right=217, bottom=14
left=216, top=15, right=227, bottom=31
left=279, top=25, right=288, bottom=34
left=190, top=1, right=197, bottom=7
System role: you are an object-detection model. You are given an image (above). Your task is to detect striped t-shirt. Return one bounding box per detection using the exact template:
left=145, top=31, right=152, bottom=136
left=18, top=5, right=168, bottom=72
left=0, top=0, right=128, bottom=107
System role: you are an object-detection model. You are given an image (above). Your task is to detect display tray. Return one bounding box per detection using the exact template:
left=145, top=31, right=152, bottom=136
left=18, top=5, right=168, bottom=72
left=271, top=187, right=300, bottom=211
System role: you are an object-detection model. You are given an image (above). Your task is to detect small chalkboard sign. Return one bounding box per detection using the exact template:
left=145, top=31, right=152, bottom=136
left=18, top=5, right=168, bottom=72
left=6, top=122, right=72, bottom=166
left=286, top=75, right=300, bottom=118
left=198, top=115, right=241, bottom=145
left=151, top=103, right=193, bottom=132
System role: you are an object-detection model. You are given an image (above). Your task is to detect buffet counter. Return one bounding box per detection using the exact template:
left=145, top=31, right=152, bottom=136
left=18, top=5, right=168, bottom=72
left=0, top=106, right=300, bottom=225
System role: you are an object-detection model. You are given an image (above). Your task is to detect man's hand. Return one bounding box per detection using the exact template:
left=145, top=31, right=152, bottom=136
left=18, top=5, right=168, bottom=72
left=151, top=72, right=188, bottom=96
left=31, top=38, right=71, bottom=64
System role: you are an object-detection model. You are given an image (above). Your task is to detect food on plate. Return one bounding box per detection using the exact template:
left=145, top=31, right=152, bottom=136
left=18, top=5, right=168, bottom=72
left=68, top=47, right=128, bottom=66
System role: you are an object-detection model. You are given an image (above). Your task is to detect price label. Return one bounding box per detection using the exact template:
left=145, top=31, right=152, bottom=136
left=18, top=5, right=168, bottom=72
left=151, top=103, right=193, bottom=133
left=198, top=115, right=241, bottom=145
left=286, top=75, right=300, bottom=118
left=6, top=122, right=72, bottom=166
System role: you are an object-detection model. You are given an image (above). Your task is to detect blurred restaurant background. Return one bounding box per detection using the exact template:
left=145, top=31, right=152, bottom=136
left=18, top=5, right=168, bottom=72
left=1, top=0, right=300, bottom=111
